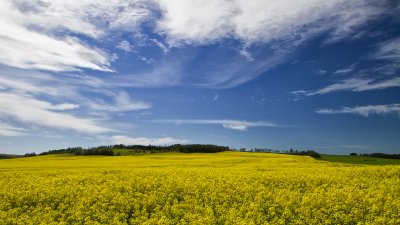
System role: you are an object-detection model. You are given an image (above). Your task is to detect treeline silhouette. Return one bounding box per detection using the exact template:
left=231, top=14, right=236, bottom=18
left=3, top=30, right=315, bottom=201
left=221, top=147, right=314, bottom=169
left=37, top=144, right=230, bottom=156
left=0, top=154, right=23, bottom=159
left=30, top=144, right=322, bottom=158
left=40, top=147, right=113, bottom=156
left=360, top=153, right=400, bottom=159
left=240, top=148, right=321, bottom=158
left=286, top=149, right=321, bottom=158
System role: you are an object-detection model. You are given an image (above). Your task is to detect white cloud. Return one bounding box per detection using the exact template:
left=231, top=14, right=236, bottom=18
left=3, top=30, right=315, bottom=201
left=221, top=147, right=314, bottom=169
left=151, top=0, right=394, bottom=88
left=212, top=94, right=219, bottom=101
left=334, top=68, right=353, bottom=75
left=0, top=72, right=62, bottom=96
left=8, top=0, right=153, bottom=37
left=316, top=103, right=400, bottom=117
left=110, top=135, right=188, bottom=145
left=340, top=145, right=373, bottom=149
left=0, top=22, right=111, bottom=71
left=108, top=58, right=183, bottom=87
left=1, top=0, right=395, bottom=87
left=48, top=103, right=80, bottom=111
left=153, top=119, right=276, bottom=131
left=0, top=0, right=158, bottom=72
left=373, top=37, right=400, bottom=62
left=88, top=92, right=151, bottom=112
left=294, top=77, right=400, bottom=97
left=333, top=64, right=357, bottom=75
left=0, top=66, right=154, bottom=139
left=0, top=66, right=151, bottom=113
left=0, top=92, right=111, bottom=133
left=155, top=0, right=390, bottom=46
left=117, top=40, right=134, bottom=52
left=0, top=1, right=111, bottom=72
left=0, top=122, right=26, bottom=136
left=151, top=39, right=169, bottom=53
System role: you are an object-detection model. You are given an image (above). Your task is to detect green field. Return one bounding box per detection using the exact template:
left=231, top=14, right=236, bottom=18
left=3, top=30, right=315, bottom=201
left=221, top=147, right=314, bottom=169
left=1, top=152, right=399, bottom=224
left=319, top=154, right=400, bottom=165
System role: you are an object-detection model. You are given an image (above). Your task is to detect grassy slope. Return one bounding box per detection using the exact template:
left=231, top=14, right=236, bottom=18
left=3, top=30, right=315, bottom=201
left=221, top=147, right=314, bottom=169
left=2, top=152, right=399, bottom=171
left=319, top=154, right=400, bottom=165
left=0, top=152, right=333, bottom=171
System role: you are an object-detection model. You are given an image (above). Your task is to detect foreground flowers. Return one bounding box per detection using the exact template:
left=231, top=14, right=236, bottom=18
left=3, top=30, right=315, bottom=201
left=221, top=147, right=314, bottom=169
left=0, top=153, right=399, bottom=224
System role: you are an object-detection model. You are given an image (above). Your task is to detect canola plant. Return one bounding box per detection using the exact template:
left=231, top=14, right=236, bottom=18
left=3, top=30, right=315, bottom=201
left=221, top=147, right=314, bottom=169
left=0, top=152, right=399, bottom=224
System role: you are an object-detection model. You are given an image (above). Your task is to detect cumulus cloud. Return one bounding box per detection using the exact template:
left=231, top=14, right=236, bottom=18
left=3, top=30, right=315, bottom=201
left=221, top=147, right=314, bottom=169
left=153, top=119, right=276, bottom=131
left=293, top=77, right=400, bottom=97
left=110, top=135, right=188, bottom=145
left=316, top=103, right=400, bottom=117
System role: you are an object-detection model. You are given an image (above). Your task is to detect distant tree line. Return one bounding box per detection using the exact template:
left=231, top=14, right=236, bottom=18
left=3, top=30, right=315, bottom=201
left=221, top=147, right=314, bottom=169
left=175, top=144, right=229, bottom=153
left=286, top=149, right=321, bottom=158
left=24, top=152, right=37, bottom=157
left=351, top=152, right=400, bottom=159
left=0, top=154, right=23, bottom=159
left=235, top=148, right=321, bottom=158
left=33, top=144, right=230, bottom=157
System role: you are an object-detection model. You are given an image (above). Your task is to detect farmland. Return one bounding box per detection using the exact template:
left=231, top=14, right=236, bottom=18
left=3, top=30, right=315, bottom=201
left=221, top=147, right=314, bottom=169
left=1, top=152, right=399, bottom=224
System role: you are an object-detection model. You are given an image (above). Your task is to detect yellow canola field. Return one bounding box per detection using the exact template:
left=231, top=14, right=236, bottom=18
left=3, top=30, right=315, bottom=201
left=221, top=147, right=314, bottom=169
left=0, top=152, right=399, bottom=224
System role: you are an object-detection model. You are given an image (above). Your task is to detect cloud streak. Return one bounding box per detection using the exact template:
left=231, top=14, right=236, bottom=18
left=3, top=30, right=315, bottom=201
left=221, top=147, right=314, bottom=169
left=0, top=92, right=111, bottom=134
left=0, top=67, right=151, bottom=136
left=1, top=0, right=395, bottom=87
left=110, top=135, right=188, bottom=146
left=0, top=0, right=111, bottom=72
left=87, top=92, right=151, bottom=113
left=156, top=0, right=390, bottom=46
left=316, top=103, right=400, bottom=117
left=153, top=119, right=277, bottom=131
left=0, top=122, right=26, bottom=136
left=373, top=37, right=400, bottom=62
left=293, top=77, right=400, bottom=97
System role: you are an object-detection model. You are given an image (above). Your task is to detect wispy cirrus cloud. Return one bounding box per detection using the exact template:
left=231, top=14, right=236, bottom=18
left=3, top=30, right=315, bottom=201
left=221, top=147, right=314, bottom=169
left=293, top=77, right=400, bottom=97
left=0, top=0, right=111, bottom=72
left=117, top=40, right=134, bottom=53
left=156, top=0, right=390, bottom=46
left=340, top=144, right=373, bottom=149
left=87, top=92, right=151, bottom=113
left=0, top=67, right=151, bottom=136
left=151, top=0, right=395, bottom=88
left=0, top=0, right=156, bottom=72
left=316, top=103, right=400, bottom=117
left=110, top=135, right=188, bottom=146
left=0, top=122, right=26, bottom=137
left=373, top=37, right=400, bottom=62
left=0, top=92, right=111, bottom=134
left=0, top=0, right=397, bottom=88
left=152, top=119, right=277, bottom=131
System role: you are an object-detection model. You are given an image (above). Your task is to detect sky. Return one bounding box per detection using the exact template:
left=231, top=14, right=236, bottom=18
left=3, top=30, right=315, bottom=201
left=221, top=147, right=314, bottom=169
left=0, top=0, right=399, bottom=155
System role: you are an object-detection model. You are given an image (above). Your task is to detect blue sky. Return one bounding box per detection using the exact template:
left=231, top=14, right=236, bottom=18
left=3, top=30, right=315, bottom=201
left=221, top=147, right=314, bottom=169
left=0, top=0, right=399, bottom=154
